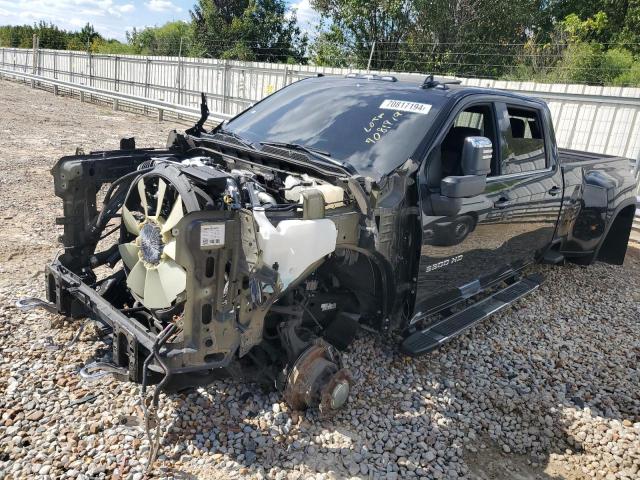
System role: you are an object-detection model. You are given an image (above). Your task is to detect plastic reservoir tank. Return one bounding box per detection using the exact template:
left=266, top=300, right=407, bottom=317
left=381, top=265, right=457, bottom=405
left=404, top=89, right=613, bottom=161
left=253, top=209, right=337, bottom=288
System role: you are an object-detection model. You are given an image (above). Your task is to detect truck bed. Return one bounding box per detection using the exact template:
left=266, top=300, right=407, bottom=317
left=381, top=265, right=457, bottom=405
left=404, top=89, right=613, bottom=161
left=558, top=148, right=619, bottom=165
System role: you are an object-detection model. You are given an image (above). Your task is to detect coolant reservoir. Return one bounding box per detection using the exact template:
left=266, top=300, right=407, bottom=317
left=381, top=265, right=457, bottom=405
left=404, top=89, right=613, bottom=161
left=284, top=175, right=345, bottom=209
left=253, top=210, right=337, bottom=288
left=312, top=184, right=345, bottom=208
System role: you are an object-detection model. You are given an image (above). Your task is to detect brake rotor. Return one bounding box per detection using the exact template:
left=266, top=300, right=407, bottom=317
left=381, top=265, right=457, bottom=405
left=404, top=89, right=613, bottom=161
left=283, top=340, right=351, bottom=413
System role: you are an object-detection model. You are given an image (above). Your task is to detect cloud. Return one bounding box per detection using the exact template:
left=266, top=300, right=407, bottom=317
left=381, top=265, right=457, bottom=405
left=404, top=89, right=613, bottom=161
left=288, top=0, right=321, bottom=37
left=0, top=0, right=187, bottom=40
left=117, top=3, right=134, bottom=13
left=145, top=0, right=181, bottom=13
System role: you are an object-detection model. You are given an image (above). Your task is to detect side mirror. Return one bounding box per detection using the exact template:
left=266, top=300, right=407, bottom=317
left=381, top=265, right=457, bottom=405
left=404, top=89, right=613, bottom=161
left=441, top=175, right=487, bottom=198
left=427, top=136, right=492, bottom=216
left=461, top=136, right=492, bottom=176
left=439, top=136, right=492, bottom=199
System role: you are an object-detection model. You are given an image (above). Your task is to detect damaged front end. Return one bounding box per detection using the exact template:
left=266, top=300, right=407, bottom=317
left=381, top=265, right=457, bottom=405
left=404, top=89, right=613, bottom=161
left=36, top=116, right=393, bottom=413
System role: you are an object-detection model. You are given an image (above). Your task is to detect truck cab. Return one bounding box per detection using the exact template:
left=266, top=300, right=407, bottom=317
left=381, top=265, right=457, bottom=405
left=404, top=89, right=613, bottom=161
left=414, top=87, right=564, bottom=322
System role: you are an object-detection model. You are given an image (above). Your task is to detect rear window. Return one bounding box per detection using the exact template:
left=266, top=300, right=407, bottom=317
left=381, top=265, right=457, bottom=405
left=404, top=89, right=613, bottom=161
left=224, top=78, right=444, bottom=179
left=501, top=106, right=547, bottom=175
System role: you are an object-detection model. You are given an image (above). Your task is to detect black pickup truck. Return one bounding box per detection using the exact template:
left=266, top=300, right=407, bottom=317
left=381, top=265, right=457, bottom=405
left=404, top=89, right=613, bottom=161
left=24, top=74, right=639, bottom=412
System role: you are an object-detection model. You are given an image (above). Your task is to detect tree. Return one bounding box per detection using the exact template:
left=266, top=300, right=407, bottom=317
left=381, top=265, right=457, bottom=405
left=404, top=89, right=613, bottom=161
left=34, top=22, right=68, bottom=49
left=79, top=23, right=100, bottom=46
left=546, top=0, right=640, bottom=52
left=0, top=23, right=68, bottom=49
left=311, top=0, right=414, bottom=70
left=403, top=0, right=544, bottom=77
left=310, top=23, right=352, bottom=66
left=190, top=0, right=307, bottom=62
left=126, top=21, right=192, bottom=56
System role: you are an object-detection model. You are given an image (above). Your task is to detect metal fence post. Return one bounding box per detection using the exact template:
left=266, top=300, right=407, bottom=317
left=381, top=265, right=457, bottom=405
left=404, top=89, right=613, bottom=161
left=88, top=51, right=93, bottom=102
left=114, top=56, right=119, bottom=92
left=177, top=37, right=183, bottom=107
left=0, top=48, right=4, bottom=80
left=53, top=50, right=59, bottom=94
left=37, top=43, right=41, bottom=77
left=239, top=68, right=245, bottom=100
left=222, top=59, right=230, bottom=114
left=143, top=58, right=150, bottom=115
left=31, top=34, right=37, bottom=88
left=366, top=41, right=376, bottom=72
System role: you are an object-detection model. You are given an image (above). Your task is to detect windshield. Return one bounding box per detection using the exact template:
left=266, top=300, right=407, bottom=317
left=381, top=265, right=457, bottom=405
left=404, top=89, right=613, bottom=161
left=223, top=77, right=446, bottom=179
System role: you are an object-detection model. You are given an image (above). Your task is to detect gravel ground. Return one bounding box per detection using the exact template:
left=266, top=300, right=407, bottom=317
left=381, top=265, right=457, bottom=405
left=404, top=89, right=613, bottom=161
left=0, top=80, right=639, bottom=480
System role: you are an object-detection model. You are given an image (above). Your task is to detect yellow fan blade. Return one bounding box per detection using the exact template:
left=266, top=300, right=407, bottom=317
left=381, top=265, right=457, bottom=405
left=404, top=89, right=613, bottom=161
left=157, top=259, right=187, bottom=301
left=138, top=179, right=148, bottom=218
left=155, top=178, right=167, bottom=219
left=163, top=239, right=176, bottom=260
left=126, top=261, right=146, bottom=298
left=161, top=194, right=184, bottom=234
left=143, top=268, right=172, bottom=309
left=118, top=242, right=140, bottom=269
left=122, top=206, right=140, bottom=235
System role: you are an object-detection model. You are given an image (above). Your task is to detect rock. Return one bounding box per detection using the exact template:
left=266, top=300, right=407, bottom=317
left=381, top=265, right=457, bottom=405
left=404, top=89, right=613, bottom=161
left=26, top=411, right=44, bottom=422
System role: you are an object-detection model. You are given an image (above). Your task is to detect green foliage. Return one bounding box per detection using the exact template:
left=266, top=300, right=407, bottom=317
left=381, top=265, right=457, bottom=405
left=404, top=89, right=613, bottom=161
left=2, top=1, right=640, bottom=86
left=311, top=0, right=414, bottom=70
left=190, top=0, right=307, bottom=62
left=0, top=21, right=135, bottom=53
left=91, top=38, right=136, bottom=54
left=561, top=11, right=609, bottom=43
left=611, top=62, right=640, bottom=86
left=309, top=23, right=351, bottom=67
left=0, top=22, right=69, bottom=49
left=126, top=21, right=192, bottom=56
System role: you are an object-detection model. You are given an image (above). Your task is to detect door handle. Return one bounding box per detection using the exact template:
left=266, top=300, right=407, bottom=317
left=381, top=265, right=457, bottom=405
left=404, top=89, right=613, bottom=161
left=548, top=185, right=561, bottom=196
left=494, top=197, right=513, bottom=209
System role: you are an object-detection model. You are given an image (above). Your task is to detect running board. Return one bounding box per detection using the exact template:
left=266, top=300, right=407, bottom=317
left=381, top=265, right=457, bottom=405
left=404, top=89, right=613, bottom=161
left=401, top=274, right=543, bottom=357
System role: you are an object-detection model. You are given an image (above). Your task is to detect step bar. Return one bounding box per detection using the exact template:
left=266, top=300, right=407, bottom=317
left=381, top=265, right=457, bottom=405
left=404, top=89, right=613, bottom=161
left=401, top=274, right=543, bottom=357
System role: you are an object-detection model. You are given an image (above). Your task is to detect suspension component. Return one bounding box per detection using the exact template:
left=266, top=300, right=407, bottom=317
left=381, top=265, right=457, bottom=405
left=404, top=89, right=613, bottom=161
left=283, top=340, right=351, bottom=413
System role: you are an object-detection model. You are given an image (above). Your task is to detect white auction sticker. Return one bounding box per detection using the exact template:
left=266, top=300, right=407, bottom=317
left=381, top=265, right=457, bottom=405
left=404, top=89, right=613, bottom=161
left=379, top=99, right=431, bottom=114
left=200, top=223, right=225, bottom=248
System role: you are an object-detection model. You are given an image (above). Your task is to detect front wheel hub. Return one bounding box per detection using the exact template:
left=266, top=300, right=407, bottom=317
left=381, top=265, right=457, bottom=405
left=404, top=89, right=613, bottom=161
left=283, top=341, right=351, bottom=413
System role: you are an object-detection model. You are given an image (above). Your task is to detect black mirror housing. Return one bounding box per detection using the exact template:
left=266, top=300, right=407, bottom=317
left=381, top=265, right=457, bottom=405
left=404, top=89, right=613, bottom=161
left=441, top=175, right=487, bottom=198
left=427, top=135, right=492, bottom=216
left=461, top=136, right=492, bottom=176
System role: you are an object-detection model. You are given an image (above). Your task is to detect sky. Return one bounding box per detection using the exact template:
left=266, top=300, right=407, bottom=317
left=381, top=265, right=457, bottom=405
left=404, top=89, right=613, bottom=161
left=0, top=0, right=320, bottom=41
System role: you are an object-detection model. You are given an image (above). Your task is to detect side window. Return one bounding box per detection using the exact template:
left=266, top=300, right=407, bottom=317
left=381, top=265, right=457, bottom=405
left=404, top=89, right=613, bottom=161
left=440, top=104, right=498, bottom=179
left=501, top=106, right=547, bottom=175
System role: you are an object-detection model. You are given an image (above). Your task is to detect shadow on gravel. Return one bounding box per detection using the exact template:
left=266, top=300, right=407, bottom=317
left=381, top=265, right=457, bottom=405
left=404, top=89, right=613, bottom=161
left=146, top=250, right=639, bottom=479
left=4, top=251, right=636, bottom=479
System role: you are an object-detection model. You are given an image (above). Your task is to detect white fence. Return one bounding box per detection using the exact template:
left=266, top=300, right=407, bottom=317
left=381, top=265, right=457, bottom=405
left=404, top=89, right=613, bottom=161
left=2, top=46, right=640, bottom=162
left=1, top=46, right=638, bottom=237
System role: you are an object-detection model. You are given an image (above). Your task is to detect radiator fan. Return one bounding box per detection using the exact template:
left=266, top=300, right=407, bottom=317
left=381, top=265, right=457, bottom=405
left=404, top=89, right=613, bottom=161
left=118, top=176, right=188, bottom=310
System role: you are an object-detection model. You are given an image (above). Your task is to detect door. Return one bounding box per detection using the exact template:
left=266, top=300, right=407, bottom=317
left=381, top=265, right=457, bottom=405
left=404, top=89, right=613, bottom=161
left=414, top=99, right=560, bottom=318
left=490, top=102, right=563, bottom=266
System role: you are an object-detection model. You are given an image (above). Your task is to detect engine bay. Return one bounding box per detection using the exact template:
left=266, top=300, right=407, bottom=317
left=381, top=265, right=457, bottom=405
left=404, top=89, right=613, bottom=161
left=37, top=128, right=388, bottom=414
